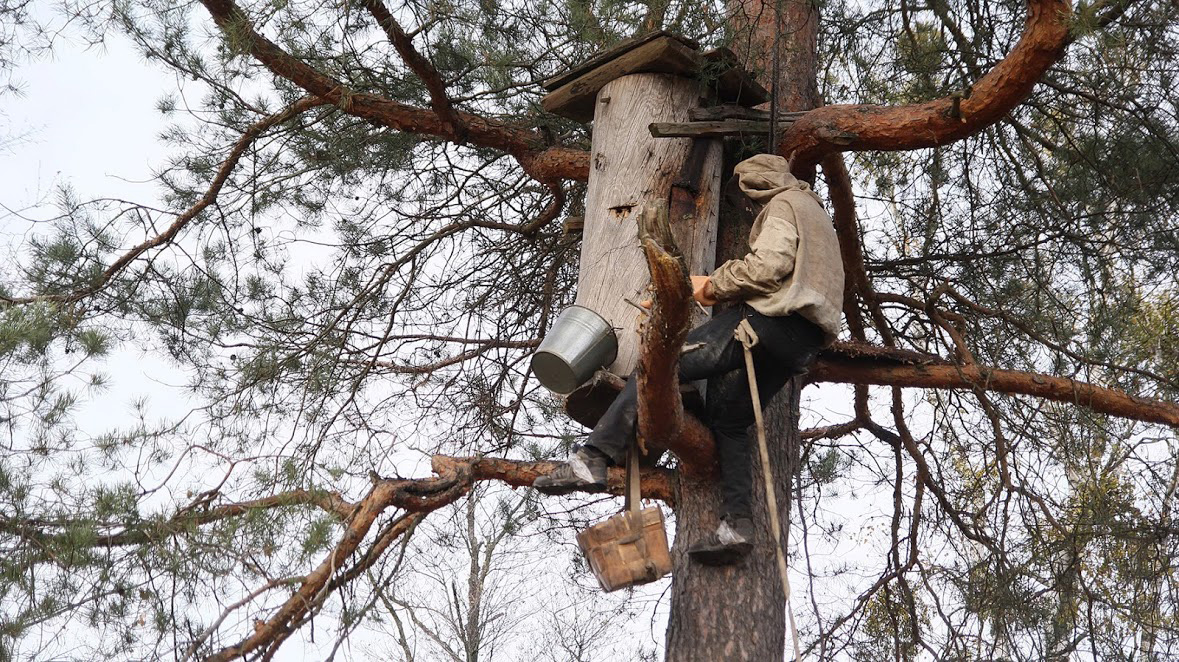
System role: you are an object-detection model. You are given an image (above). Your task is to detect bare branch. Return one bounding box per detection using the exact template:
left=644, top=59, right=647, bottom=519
left=0, top=486, right=355, bottom=550
left=206, top=466, right=472, bottom=661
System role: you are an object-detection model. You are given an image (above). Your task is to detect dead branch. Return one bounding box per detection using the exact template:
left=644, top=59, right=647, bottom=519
left=431, top=455, right=675, bottom=503
left=635, top=201, right=718, bottom=476
left=780, top=0, right=1072, bottom=164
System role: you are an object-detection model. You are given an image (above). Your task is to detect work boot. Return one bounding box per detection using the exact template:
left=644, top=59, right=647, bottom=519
left=688, top=515, right=755, bottom=566
left=532, top=446, right=610, bottom=495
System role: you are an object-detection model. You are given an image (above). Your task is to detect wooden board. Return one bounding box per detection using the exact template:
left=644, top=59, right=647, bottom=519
left=541, top=36, right=768, bottom=122
left=542, top=31, right=698, bottom=91
left=542, top=37, right=701, bottom=123
left=649, top=119, right=780, bottom=138
left=688, top=105, right=809, bottom=122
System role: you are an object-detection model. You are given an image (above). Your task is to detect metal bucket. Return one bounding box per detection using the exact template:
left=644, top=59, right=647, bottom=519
left=531, top=305, right=618, bottom=394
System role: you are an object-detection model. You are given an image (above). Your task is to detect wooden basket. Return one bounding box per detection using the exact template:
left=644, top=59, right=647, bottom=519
left=576, top=436, right=671, bottom=592
left=577, top=506, right=672, bottom=592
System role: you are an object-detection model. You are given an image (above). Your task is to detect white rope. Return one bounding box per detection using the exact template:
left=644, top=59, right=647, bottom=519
left=736, top=319, right=802, bottom=661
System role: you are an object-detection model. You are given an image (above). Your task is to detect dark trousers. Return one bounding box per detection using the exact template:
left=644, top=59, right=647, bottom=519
left=586, top=305, right=825, bottom=519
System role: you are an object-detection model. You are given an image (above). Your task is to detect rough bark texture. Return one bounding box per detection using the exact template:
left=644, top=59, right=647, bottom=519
left=576, top=72, right=721, bottom=376
left=665, top=169, right=796, bottom=661
left=664, top=2, right=819, bottom=656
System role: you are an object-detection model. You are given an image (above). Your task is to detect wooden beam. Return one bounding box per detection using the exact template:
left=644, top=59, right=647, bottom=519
left=561, top=215, right=584, bottom=235
left=649, top=119, right=799, bottom=138
left=688, top=105, right=810, bottom=122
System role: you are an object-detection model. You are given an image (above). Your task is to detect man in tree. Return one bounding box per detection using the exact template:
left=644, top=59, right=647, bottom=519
left=534, top=153, right=844, bottom=564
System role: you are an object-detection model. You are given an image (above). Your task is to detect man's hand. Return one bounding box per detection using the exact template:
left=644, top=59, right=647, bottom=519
left=639, top=276, right=718, bottom=309
left=691, top=276, right=718, bottom=306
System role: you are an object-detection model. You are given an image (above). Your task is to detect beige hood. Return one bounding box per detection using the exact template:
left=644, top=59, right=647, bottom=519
left=733, top=153, right=819, bottom=205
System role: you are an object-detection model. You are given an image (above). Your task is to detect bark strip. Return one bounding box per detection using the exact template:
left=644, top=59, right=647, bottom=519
left=636, top=202, right=718, bottom=475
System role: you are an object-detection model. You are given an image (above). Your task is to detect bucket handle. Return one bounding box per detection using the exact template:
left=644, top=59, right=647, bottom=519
left=624, top=433, right=659, bottom=579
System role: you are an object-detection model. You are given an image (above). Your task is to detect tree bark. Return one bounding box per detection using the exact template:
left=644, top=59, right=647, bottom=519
left=664, top=175, right=802, bottom=661
left=665, top=1, right=819, bottom=657
left=777, top=0, right=1072, bottom=166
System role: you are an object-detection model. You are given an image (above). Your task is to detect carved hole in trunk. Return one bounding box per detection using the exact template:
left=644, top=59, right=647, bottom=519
left=607, top=204, right=635, bottom=220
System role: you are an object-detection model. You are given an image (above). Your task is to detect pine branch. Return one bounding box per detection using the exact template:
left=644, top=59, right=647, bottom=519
left=812, top=348, right=1179, bottom=428
left=780, top=0, right=1074, bottom=163
left=198, top=0, right=589, bottom=184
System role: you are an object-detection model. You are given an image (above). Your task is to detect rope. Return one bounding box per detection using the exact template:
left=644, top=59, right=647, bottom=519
left=767, top=0, right=784, bottom=156
left=735, top=319, right=802, bottom=661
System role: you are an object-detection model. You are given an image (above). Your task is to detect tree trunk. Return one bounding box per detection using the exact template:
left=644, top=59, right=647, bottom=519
left=665, top=0, right=820, bottom=659
left=664, top=165, right=804, bottom=662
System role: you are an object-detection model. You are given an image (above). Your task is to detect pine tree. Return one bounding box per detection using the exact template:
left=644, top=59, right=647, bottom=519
left=2, top=0, right=1178, bottom=659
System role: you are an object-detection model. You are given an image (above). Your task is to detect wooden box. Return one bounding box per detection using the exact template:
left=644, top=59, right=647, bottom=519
left=577, top=507, right=672, bottom=592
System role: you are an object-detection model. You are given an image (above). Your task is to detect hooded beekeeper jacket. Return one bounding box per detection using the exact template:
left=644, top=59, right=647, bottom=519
left=708, top=154, right=845, bottom=344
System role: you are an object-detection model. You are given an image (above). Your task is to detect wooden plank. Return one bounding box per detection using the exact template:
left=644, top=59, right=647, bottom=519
left=688, top=105, right=810, bottom=122
left=649, top=119, right=802, bottom=138
left=542, top=36, right=701, bottom=122
left=542, top=31, right=699, bottom=92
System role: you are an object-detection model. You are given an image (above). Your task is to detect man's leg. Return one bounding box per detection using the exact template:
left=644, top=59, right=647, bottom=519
left=687, top=356, right=794, bottom=565
left=534, top=309, right=823, bottom=498
left=533, top=307, right=747, bottom=495
left=687, top=312, right=823, bottom=564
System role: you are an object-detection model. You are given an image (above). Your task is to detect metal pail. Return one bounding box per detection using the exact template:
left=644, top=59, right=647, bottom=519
left=531, top=306, right=618, bottom=394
